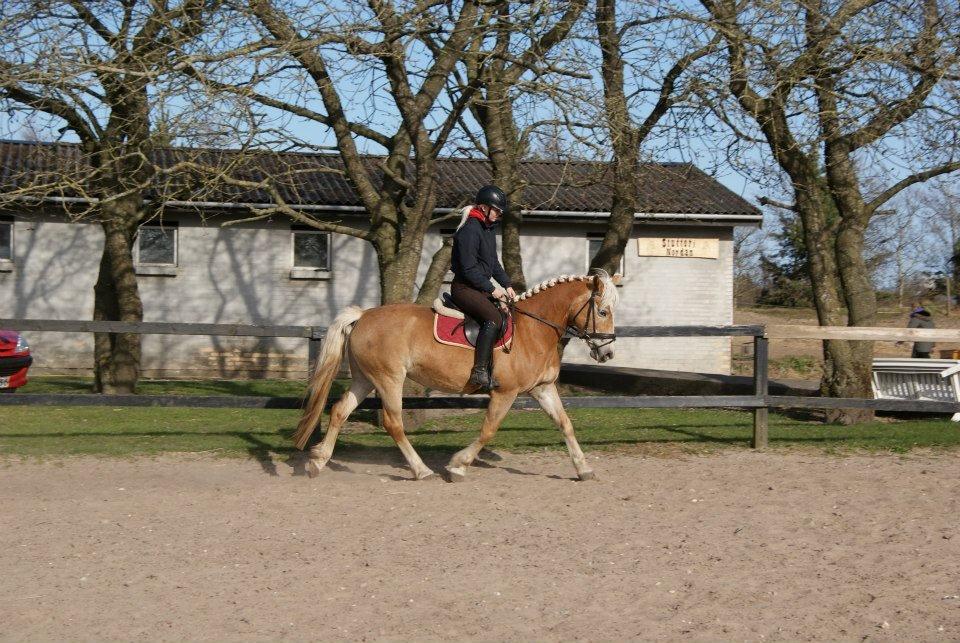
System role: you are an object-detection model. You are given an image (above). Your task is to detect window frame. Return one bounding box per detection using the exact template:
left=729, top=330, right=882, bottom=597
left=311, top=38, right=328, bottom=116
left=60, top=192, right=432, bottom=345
left=290, top=226, right=332, bottom=279
left=586, top=233, right=625, bottom=281
left=0, top=216, right=13, bottom=270
left=134, top=220, right=179, bottom=276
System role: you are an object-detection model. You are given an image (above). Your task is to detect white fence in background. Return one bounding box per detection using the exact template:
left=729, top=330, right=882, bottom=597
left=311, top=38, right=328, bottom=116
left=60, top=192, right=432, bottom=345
left=872, top=358, right=960, bottom=421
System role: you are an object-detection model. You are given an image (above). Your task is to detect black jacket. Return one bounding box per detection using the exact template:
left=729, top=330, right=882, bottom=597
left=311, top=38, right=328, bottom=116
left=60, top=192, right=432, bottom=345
left=451, top=217, right=511, bottom=293
left=908, top=312, right=935, bottom=352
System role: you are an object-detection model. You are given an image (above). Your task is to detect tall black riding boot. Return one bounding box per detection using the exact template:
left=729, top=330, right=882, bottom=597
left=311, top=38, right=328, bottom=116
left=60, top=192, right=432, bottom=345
left=469, top=320, right=499, bottom=392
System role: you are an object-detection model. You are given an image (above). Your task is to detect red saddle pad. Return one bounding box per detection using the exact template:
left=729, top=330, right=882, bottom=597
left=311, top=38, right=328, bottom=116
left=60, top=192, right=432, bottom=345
left=433, top=312, right=513, bottom=350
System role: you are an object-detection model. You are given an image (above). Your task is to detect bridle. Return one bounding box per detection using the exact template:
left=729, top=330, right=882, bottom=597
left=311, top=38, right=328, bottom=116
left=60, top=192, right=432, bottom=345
left=506, top=289, right=616, bottom=354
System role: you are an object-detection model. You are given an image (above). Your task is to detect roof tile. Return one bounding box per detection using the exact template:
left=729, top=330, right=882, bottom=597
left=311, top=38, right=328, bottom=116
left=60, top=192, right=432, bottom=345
left=0, top=140, right=759, bottom=216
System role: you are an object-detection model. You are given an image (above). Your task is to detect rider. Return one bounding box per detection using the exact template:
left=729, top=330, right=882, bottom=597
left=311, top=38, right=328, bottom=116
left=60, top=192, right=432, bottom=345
left=450, top=185, right=517, bottom=391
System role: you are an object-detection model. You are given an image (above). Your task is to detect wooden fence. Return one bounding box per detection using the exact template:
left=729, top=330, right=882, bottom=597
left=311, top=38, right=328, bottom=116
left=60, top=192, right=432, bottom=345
left=3, top=318, right=960, bottom=449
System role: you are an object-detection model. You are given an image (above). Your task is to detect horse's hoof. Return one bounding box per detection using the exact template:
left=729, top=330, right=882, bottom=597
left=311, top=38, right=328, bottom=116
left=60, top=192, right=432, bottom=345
left=306, top=459, right=325, bottom=478
left=578, top=470, right=597, bottom=481
left=416, top=469, right=436, bottom=481
left=445, top=466, right=467, bottom=483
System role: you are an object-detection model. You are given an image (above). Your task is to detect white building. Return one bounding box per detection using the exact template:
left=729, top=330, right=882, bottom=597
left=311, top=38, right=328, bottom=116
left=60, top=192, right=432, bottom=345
left=0, top=141, right=761, bottom=378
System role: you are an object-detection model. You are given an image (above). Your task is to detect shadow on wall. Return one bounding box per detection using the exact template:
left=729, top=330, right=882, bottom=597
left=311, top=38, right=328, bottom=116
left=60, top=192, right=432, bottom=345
left=4, top=218, right=102, bottom=371
left=142, top=221, right=381, bottom=379
left=8, top=218, right=101, bottom=319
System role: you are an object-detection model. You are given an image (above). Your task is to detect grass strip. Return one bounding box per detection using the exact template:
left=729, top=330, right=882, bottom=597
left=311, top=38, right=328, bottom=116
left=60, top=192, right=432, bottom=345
left=3, top=376, right=956, bottom=459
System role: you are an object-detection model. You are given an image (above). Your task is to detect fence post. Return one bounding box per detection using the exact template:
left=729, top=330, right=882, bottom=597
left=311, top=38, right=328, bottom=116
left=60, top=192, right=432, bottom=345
left=752, top=334, right=769, bottom=449
left=308, top=328, right=324, bottom=376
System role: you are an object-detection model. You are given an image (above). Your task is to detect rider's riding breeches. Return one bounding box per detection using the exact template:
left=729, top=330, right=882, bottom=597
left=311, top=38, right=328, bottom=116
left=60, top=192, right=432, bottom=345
left=450, top=281, right=503, bottom=331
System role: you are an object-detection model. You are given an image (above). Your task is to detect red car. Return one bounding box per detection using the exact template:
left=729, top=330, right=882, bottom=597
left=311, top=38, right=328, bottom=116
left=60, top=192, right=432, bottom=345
left=0, top=330, right=32, bottom=391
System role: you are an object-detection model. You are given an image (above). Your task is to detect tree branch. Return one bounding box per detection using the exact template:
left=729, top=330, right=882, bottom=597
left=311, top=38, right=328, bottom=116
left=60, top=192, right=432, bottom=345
left=866, top=161, right=960, bottom=215
left=758, top=196, right=797, bottom=211
left=838, top=0, right=943, bottom=152
left=66, top=0, right=120, bottom=50
left=0, top=80, right=100, bottom=143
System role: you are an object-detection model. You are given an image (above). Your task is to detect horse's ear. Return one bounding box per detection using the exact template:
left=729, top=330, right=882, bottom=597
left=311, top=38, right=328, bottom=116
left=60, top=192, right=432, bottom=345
left=592, top=274, right=601, bottom=290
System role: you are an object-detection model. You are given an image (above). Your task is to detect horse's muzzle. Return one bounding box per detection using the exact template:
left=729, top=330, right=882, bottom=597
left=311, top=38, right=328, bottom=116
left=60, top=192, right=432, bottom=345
left=591, top=344, right=615, bottom=363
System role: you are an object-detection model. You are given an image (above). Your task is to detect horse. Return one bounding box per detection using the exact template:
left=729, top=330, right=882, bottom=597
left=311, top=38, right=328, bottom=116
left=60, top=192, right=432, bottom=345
left=292, top=270, right=619, bottom=481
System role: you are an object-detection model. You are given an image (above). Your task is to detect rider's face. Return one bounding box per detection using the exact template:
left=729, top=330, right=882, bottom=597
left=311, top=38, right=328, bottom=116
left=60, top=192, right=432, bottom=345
left=484, top=205, right=502, bottom=222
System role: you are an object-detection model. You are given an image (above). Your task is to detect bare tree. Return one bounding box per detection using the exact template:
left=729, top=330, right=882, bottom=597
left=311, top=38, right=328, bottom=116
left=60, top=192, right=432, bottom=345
left=445, top=0, right=588, bottom=291
left=917, top=180, right=960, bottom=301
left=700, top=0, right=960, bottom=421
left=0, top=0, right=226, bottom=393
left=733, top=226, right=766, bottom=305
left=194, top=0, right=485, bottom=305
left=864, top=204, right=925, bottom=307
left=590, top=0, right=719, bottom=276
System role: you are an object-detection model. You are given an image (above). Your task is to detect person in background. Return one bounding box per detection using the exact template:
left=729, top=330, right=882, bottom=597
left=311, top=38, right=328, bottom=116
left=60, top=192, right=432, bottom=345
left=903, top=303, right=935, bottom=358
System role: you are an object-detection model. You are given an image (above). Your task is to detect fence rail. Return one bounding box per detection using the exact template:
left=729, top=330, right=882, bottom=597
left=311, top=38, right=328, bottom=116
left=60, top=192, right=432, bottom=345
left=2, top=318, right=958, bottom=449
left=765, top=325, right=960, bottom=342
left=1, top=318, right=324, bottom=339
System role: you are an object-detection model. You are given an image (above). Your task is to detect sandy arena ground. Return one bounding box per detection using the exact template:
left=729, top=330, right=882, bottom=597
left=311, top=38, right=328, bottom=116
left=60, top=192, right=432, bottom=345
left=2, top=449, right=959, bottom=641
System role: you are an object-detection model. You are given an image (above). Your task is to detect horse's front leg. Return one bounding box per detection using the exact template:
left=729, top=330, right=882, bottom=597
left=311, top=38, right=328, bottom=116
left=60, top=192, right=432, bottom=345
left=446, top=390, right=517, bottom=482
left=529, top=383, right=594, bottom=480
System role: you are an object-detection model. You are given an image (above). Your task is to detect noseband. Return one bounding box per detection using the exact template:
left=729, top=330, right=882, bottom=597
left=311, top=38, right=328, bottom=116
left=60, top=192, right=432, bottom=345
left=508, top=291, right=616, bottom=352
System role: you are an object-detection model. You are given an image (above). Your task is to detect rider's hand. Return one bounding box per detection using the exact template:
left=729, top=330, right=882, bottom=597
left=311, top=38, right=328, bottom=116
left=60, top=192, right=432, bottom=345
left=505, top=286, right=516, bottom=301
left=491, top=287, right=509, bottom=311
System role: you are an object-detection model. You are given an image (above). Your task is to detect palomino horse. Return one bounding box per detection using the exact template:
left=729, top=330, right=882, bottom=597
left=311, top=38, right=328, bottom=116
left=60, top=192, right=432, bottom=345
left=292, top=270, right=618, bottom=481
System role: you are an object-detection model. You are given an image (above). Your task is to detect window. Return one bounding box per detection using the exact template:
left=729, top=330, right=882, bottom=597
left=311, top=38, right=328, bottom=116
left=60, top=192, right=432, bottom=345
left=135, top=221, right=178, bottom=276
left=138, top=222, right=177, bottom=265
left=290, top=227, right=331, bottom=279
left=587, top=234, right=625, bottom=279
left=0, top=216, right=12, bottom=265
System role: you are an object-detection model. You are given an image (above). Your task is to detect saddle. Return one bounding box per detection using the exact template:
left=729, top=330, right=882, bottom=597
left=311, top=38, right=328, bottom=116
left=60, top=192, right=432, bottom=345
left=432, top=292, right=513, bottom=350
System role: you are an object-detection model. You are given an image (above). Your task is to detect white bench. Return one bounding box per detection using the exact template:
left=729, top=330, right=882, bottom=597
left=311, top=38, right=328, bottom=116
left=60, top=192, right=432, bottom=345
left=871, top=358, right=960, bottom=421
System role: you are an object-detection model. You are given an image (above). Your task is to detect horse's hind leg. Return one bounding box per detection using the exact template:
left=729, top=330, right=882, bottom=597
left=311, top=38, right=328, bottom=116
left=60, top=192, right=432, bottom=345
left=530, top=383, right=595, bottom=480
left=446, top=390, right=516, bottom=481
left=306, top=373, right=374, bottom=478
left=378, top=384, right=435, bottom=480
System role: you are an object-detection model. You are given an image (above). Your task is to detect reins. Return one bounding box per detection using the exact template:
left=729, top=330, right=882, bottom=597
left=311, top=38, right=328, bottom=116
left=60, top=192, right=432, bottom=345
left=505, top=289, right=616, bottom=350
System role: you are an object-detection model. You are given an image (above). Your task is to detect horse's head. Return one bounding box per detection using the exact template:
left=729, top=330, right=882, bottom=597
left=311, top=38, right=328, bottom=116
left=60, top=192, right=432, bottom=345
left=569, top=270, right=618, bottom=363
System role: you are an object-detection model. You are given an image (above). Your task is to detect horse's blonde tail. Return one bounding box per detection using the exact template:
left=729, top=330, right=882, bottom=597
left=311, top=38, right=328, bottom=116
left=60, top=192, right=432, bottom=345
left=292, top=306, right=365, bottom=450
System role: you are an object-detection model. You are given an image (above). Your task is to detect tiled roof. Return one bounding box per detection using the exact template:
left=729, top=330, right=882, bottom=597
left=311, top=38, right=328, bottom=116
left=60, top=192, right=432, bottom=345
left=0, top=140, right=759, bottom=218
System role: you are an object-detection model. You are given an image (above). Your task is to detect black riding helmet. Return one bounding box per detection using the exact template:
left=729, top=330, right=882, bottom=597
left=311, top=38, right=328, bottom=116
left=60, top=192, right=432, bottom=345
left=476, top=185, right=508, bottom=216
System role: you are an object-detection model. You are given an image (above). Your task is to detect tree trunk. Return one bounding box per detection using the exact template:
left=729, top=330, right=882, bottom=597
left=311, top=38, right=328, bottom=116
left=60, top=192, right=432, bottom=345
left=590, top=150, right=636, bottom=275
left=415, top=239, right=453, bottom=307
left=474, top=79, right=528, bottom=291
left=826, top=216, right=876, bottom=422
left=822, top=122, right=878, bottom=422
left=793, top=180, right=873, bottom=423
left=896, top=241, right=904, bottom=308
left=593, top=0, right=639, bottom=277
left=93, top=199, right=144, bottom=394
left=497, top=171, right=526, bottom=291
left=375, top=208, right=433, bottom=305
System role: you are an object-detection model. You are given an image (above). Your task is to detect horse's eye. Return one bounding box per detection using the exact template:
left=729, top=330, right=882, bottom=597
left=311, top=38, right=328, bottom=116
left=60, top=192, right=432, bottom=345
left=598, top=309, right=608, bottom=317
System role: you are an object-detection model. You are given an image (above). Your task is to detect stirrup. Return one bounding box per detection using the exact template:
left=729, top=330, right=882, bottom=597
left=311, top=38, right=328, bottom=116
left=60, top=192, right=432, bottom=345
left=469, top=366, right=492, bottom=391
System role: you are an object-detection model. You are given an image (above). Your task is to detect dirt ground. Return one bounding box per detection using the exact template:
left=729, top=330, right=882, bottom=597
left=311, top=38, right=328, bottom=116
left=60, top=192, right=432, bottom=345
left=2, top=449, right=959, bottom=642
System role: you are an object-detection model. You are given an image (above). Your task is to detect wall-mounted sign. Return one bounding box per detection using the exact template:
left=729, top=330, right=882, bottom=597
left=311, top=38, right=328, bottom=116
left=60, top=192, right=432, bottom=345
left=638, top=237, right=719, bottom=259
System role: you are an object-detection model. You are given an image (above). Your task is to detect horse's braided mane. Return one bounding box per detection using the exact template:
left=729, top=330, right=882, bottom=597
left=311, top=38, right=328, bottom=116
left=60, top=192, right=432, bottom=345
left=515, top=271, right=619, bottom=310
